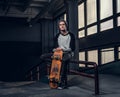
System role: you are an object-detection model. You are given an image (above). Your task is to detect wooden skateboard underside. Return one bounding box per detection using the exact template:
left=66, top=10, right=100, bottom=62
left=49, top=50, right=63, bottom=89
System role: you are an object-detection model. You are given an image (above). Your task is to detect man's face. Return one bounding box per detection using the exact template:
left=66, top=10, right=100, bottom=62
left=59, top=21, right=67, bottom=32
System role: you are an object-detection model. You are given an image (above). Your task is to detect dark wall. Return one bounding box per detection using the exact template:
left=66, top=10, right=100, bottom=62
left=40, top=19, right=55, bottom=53
left=0, top=18, right=41, bottom=42
left=0, top=17, right=42, bottom=81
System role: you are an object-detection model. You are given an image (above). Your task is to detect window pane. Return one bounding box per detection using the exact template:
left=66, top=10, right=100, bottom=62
left=88, top=50, right=98, bottom=65
left=79, top=52, right=85, bottom=67
left=117, top=0, right=120, bottom=13
left=117, top=16, right=120, bottom=26
left=78, top=30, right=85, bottom=38
left=118, top=47, right=120, bottom=59
left=78, top=3, right=84, bottom=28
left=101, top=48, right=114, bottom=64
left=87, top=25, right=97, bottom=35
left=87, top=0, right=97, bottom=25
left=100, top=0, right=113, bottom=19
left=100, top=19, right=113, bottom=31
left=64, top=14, right=66, bottom=21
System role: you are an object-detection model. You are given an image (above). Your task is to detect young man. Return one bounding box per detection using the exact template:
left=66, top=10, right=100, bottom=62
left=40, top=19, right=75, bottom=89
left=54, top=20, right=75, bottom=89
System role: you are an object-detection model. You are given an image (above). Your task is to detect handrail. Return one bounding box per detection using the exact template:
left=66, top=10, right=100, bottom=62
left=69, top=60, right=99, bottom=95
left=25, top=58, right=99, bottom=95
left=25, top=59, right=49, bottom=81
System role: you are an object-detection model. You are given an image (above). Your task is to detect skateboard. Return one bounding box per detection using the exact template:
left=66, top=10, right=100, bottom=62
left=49, top=50, right=63, bottom=89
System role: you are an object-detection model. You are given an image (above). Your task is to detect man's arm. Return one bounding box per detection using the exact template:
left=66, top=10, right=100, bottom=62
left=70, top=33, right=76, bottom=51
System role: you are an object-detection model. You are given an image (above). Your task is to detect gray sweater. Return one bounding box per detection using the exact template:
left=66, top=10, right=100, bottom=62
left=54, top=32, right=75, bottom=52
left=58, top=34, right=71, bottom=51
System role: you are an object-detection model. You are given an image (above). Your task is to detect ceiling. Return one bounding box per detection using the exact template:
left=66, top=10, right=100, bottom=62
left=0, top=0, right=65, bottom=23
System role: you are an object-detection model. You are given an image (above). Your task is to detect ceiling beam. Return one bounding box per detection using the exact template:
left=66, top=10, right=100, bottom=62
left=30, top=0, right=59, bottom=24
left=2, top=0, right=8, bottom=11
left=0, top=2, right=23, bottom=6
left=21, top=0, right=33, bottom=12
left=48, top=0, right=64, bottom=14
left=30, top=3, right=44, bottom=7
left=1, top=0, right=12, bottom=15
left=33, top=0, right=50, bottom=2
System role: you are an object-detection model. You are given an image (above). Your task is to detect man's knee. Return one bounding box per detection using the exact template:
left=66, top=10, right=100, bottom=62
left=40, top=53, right=53, bottom=59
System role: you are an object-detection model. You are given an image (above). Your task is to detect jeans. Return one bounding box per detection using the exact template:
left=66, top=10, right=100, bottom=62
left=59, top=52, right=72, bottom=87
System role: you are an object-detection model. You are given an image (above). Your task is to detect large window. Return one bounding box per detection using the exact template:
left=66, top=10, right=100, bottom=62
left=100, top=0, right=113, bottom=20
left=88, top=50, right=98, bottom=65
left=87, top=25, right=97, bottom=35
left=78, top=30, right=85, bottom=38
left=100, top=19, right=113, bottom=31
left=117, top=0, right=120, bottom=26
left=101, top=48, right=114, bottom=64
left=117, top=0, right=120, bottom=13
left=77, top=0, right=119, bottom=66
left=79, top=52, right=85, bottom=67
left=78, top=3, right=84, bottom=28
left=87, top=0, right=97, bottom=25
left=118, top=47, right=120, bottom=59
left=64, top=14, right=66, bottom=21
left=117, top=16, right=120, bottom=26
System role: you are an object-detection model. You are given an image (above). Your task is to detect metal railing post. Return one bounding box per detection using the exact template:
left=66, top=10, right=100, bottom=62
left=94, top=63, right=99, bottom=95
left=37, top=66, right=40, bottom=80
left=30, top=71, right=33, bottom=81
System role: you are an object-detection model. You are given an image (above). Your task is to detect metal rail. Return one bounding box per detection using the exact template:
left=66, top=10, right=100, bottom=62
left=26, top=59, right=99, bottom=95
left=69, top=60, right=99, bottom=95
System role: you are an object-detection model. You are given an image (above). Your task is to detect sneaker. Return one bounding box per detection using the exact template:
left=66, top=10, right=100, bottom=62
left=57, top=86, right=63, bottom=90
left=63, top=85, right=68, bottom=89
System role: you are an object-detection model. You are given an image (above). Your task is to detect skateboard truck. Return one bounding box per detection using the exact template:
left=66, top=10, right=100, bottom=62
left=51, top=55, right=61, bottom=60
left=50, top=78, right=58, bottom=83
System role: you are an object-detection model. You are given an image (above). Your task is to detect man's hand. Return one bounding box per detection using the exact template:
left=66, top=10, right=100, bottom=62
left=54, top=47, right=63, bottom=51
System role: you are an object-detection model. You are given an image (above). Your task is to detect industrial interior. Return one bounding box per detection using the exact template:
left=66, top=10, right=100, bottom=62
left=0, top=0, right=120, bottom=97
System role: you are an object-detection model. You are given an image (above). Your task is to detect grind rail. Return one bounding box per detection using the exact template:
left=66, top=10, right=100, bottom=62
left=26, top=59, right=99, bottom=95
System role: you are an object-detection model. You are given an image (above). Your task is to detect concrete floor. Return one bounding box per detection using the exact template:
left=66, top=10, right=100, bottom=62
left=0, top=74, right=120, bottom=97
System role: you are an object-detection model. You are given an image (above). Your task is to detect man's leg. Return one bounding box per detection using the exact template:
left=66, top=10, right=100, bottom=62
left=58, top=52, right=72, bottom=89
left=40, top=53, right=53, bottom=60
left=58, top=53, right=70, bottom=89
left=62, top=52, right=72, bottom=88
left=62, top=61, right=69, bottom=88
left=58, top=61, right=67, bottom=89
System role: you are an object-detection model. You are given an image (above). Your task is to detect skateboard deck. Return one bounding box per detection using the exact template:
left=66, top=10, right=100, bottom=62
left=49, top=50, right=63, bottom=89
